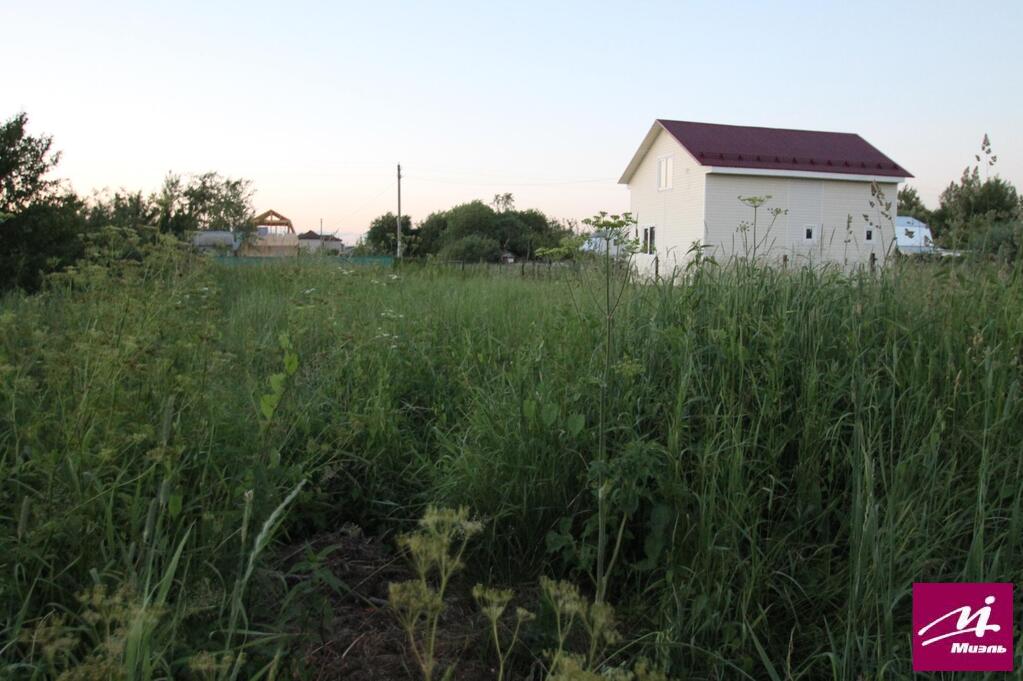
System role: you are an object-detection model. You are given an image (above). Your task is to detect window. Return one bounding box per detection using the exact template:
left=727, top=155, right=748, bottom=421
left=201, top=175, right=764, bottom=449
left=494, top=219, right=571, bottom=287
left=641, top=226, right=656, bottom=255
left=865, top=228, right=874, bottom=242
left=657, top=156, right=673, bottom=190
left=804, top=225, right=816, bottom=242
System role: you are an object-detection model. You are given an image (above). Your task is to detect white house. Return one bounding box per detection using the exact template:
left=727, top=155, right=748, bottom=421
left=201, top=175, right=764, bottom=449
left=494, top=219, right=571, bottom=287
left=619, top=120, right=912, bottom=272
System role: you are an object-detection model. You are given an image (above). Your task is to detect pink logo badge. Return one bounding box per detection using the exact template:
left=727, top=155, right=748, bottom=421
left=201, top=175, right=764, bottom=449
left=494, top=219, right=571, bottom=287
left=912, top=582, right=1014, bottom=672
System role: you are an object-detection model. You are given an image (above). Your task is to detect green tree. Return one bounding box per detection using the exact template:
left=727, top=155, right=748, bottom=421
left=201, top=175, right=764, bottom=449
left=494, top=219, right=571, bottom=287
left=405, top=200, right=571, bottom=259
left=153, top=172, right=254, bottom=237
left=365, top=212, right=413, bottom=255
left=490, top=192, right=514, bottom=212
left=86, top=189, right=158, bottom=232
left=897, top=186, right=931, bottom=223
left=443, top=201, right=500, bottom=245
left=0, top=112, right=62, bottom=212
left=184, top=172, right=254, bottom=232
left=0, top=113, right=88, bottom=291
left=437, top=234, right=501, bottom=262
left=416, top=211, right=448, bottom=256
left=932, top=135, right=1021, bottom=244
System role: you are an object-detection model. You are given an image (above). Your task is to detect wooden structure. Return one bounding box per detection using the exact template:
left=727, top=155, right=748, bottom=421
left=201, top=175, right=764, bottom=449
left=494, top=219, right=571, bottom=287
left=241, top=209, right=299, bottom=257
left=252, top=209, right=295, bottom=235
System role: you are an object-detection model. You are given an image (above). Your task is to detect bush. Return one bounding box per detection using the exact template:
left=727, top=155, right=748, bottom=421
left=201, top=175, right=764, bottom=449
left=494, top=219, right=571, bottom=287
left=437, top=234, right=501, bottom=262
left=963, top=219, right=1023, bottom=261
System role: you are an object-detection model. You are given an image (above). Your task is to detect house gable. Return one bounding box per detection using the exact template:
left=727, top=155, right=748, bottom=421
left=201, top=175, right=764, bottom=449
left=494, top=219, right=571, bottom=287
left=625, top=127, right=708, bottom=268
left=619, top=122, right=702, bottom=184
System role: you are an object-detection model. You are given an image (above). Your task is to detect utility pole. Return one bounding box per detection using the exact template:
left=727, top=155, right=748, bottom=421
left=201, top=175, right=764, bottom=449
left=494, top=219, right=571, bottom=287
left=396, top=163, right=403, bottom=259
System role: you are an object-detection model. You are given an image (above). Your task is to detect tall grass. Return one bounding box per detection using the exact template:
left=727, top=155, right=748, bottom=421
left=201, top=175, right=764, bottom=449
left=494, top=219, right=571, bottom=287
left=1, top=245, right=1021, bottom=678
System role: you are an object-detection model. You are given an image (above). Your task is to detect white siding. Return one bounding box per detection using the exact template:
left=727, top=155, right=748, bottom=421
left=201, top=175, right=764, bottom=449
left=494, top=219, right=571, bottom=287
left=626, top=129, right=708, bottom=274
left=702, top=173, right=899, bottom=268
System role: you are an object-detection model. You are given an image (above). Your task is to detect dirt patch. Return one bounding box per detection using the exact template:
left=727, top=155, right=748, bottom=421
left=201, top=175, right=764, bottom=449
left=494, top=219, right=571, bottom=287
left=279, top=525, right=498, bottom=681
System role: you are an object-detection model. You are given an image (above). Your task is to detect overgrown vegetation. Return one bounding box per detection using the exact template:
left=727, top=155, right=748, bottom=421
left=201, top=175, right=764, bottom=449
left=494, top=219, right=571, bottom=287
left=0, top=112, right=253, bottom=292
left=3, top=235, right=1023, bottom=678
left=361, top=196, right=573, bottom=260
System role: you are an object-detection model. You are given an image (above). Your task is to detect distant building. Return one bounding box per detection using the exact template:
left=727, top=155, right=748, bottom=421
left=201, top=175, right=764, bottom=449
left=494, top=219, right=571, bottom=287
left=241, top=210, right=299, bottom=257
left=581, top=231, right=630, bottom=258
left=298, top=230, right=346, bottom=254
left=192, top=230, right=239, bottom=254
left=894, top=216, right=936, bottom=254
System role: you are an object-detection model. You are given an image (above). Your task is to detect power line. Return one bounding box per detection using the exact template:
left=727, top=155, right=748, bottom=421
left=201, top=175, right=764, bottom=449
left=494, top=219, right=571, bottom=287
left=329, top=180, right=395, bottom=233
left=403, top=174, right=616, bottom=187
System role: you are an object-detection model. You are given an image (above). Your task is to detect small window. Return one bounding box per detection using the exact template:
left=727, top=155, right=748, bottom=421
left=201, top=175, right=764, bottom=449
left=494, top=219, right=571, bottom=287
left=640, top=226, right=656, bottom=254
left=804, top=225, right=816, bottom=241
left=865, top=228, right=874, bottom=242
left=657, top=156, right=673, bottom=190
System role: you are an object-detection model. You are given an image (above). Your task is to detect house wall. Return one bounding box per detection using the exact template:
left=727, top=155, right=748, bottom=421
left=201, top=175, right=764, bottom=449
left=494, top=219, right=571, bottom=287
left=239, top=233, right=300, bottom=257
left=702, top=173, right=900, bottom=268
left=627, top=129, right=708, bottom=274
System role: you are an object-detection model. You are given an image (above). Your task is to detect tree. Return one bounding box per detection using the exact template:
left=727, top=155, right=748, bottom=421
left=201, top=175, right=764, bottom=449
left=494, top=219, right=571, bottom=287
left=184, top=172, right=254, bottom=232
left=86, top=189, right=158, bottom=232
left=416, top=211, right=448, bottom=256
left=444, top=201, right=500, bottom=244
left=365, top=212, right=412, bottom=255
left=490, top=192, right=514, bottom=212
left=0, top=112, right=62, bottom=212
left=931, top=135, right=1021, bottom=243
left=437, top=234, right=501, bottom=262
left=897, top=186, right=931, bottom=223
left=0, top=113, right=87, bottom=291
left=1, top=193, right=87, bottom=291
left=405, top=199, right=572, bottom=259
left=151, top=172, right=254, bottom=237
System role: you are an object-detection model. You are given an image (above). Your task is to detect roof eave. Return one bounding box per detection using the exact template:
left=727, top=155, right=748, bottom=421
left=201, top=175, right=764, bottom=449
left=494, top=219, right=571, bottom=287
left=705, top=165, right=912, bottom=183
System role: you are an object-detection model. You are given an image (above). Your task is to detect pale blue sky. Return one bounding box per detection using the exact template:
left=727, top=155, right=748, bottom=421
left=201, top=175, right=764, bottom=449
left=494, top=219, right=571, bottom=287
left=3, top=1, right=1021, bottom=243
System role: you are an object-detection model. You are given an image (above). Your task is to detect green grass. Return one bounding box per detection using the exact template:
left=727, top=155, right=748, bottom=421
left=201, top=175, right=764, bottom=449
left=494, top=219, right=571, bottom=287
left=2, top=246, right=1022, bottom=679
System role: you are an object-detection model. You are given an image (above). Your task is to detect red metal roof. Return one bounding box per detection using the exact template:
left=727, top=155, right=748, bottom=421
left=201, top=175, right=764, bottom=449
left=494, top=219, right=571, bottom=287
left=657, top=119, right=912, bottom=178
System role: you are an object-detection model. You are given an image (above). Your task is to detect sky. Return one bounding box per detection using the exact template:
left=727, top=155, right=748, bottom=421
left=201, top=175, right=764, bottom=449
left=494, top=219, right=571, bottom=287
left=3, top=1, right=1021, bottom=243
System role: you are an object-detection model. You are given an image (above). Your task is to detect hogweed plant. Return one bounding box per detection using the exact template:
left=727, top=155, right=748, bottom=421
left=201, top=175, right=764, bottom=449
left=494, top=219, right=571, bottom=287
left=389, top=506, right=483, bottom=681
left=736, top=195, right=786, bottom=262
left=576, top=213, right=639, bottom=606
left=541, top=576, right=650, bottom=681
left=472, top=585, right=534, bottom=681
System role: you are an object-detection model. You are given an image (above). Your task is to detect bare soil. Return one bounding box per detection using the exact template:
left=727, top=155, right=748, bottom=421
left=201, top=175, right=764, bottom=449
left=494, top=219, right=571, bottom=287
left=279, top=525, right=499, bottom=681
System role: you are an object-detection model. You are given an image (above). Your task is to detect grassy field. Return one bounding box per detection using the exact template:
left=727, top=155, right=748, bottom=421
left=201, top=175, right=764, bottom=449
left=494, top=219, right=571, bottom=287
left=2, top=242, right=1022, bottom=679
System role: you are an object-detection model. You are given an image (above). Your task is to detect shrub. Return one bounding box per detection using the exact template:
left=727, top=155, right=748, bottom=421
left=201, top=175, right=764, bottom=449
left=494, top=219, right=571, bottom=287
left=437, top=234, right=502, bottom=262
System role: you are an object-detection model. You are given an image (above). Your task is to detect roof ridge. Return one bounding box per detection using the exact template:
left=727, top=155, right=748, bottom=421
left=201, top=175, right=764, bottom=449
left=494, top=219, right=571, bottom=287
left=656, top=118, right=860, bottom=137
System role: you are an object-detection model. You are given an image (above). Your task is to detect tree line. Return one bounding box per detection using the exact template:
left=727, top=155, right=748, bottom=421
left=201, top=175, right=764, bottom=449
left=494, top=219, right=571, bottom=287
left=357, top=193, right=575, bottom=262
left=0, top=112, right=254, bottom=291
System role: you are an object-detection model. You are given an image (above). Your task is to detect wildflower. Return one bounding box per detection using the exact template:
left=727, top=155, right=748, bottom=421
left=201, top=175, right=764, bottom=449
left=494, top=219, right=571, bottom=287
left=473, top=585, right=513, bottom=622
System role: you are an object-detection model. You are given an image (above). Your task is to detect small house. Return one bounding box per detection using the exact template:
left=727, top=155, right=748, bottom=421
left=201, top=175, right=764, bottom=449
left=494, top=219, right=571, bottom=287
left=620, top=120, right=912, bottom=272
left=298, top=230, right=346, bottom=254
